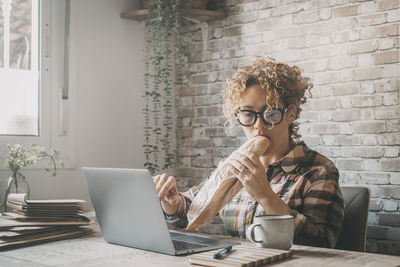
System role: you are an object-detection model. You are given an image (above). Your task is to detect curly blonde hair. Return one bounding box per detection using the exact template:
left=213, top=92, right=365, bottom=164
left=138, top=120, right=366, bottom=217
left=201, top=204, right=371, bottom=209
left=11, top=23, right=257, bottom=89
left=223, top=56, right=312, bottom=144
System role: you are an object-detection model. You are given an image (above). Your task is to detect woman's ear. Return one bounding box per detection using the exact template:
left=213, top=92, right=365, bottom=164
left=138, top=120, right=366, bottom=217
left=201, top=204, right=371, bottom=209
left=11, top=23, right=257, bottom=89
left=287, top=106, right=297, bottom=124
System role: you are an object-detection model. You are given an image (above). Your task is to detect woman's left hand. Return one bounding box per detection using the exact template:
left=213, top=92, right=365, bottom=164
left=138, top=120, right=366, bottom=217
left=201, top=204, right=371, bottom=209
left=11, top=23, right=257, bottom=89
left=226, top=150, right=272, bottom=201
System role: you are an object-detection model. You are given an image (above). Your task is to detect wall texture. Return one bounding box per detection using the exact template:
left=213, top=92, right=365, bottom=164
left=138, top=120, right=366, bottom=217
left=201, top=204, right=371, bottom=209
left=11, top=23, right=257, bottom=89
left=175, top=0, right=400, bottom=255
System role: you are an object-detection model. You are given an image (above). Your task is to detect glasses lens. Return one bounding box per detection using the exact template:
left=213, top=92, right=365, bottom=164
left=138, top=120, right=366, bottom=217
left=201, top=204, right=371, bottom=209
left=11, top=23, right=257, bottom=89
left=237, top=111, right=256, bottom=126
left=263, top=109, right=282, bottom=124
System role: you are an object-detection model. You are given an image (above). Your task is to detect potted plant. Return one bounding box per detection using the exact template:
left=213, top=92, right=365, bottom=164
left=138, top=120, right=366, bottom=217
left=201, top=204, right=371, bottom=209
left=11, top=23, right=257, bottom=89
left=2, top=144, right=63, bottom=211
left=143, top=0, right=193, bottom=174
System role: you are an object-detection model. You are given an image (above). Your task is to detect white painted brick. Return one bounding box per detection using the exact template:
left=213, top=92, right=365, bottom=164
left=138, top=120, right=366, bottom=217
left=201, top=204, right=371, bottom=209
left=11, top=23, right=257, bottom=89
left=332, top=30, right=360, bottom=43
left=360, top=109, right=375, bottom=120
left=332, top=83, right=360, bottom=96
left=328, top=55, right=357, bottom=70
left=374, top=79, right=399, bottom=92
left=356, top=13, right=387, bottom=26
left=316, top=58, right=329, bottom=71
left=368, top=212, right=379, bottom=225
left=361, top=172, right=390, bottom=184
left=375, top=106, right=400, bottom=119
left=386, top=120, right=400, bottom=132
left=383, top=92, right=400, bottom=105
left=255, top=18, right=275, bottom=32
left=390, top=172, right=400, bottom=185
left=318, top=34, right=331, bottom=45
left=333, top=4, right=359, bottom=17
left=318, top=43, right=348, bottom=58
left=352, top=121, right=386, bottom=133
left=213, top=28, right=223, bottom=39
left=358, top=54, right=374, bottom=66
left=385, top=146, right=400, bottom=158
left=377, top=0, right=399, bottom=11
left=254, top=0, right=279, bottom=10
left=362, top=158, right=379, bottom=171
left=319, top=7, right=332, bottom=20
left=369, top=198, right=384, bottom=211
left=376, top=24, right=400, bottom=38
left=299, top=110, right=319, bottom=122
left=380, top=158, right=400, bottom=171
left=272, top=39, right=289, bottom=52
left=353, top=66, right=384, bottom=80
left=360, top=1, right=378, bottom=14
left=374, top=50, right=400, bottom=65
left=319, top=110, right=333, bottom=121
left=258, top=9, right=272, bottom=20
left=312, top=98, right=339, bottom=110
left=337, top=159, right=363, bottom=171
left=354, top=147, right=385, bottom=158
left=339, top=17, right=359, bottom=31
left=339, top=122, right=353, bottom=134
left=379, top=38, right=395, bottom=50
left=281, top=14, right=293, bottom=26
left=314, top=71, right=341, bottom=85
left=360, top=27, right=377, bottom=39
left=310, top=20, right=341, bottom=34
left=362, top=135, right=379, bottom=145
left=352, top=95, right=383, bottom=107
left=333, top=109, right=360, bottom=121
left=339, top=97, right=353, bottom=109
left=294, top=9, right=320, bottom=24
left=262, top=30, right=274, bottom=41
left=275, top=25, right=306, bottom=39
left=387, top=8, right=400, bottom=22
left=360, top=83, right=375, bottom=94
left=383, top=64, right=400, bottom=78
left=334, top=135, right=363, bottom=146
left=383, top=200, right=398, bottom=211
left=349, top=40, right=379, bottom=54
left=378, top=133, right=400, bottom=145
left=298, top=61, right=317, bottom=73
left=311, top=123, right=339, bottom=134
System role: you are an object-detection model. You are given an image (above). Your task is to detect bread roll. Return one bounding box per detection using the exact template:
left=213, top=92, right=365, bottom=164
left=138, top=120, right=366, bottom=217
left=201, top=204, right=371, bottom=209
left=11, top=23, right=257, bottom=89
left=186, top=136, right=270, bottom=230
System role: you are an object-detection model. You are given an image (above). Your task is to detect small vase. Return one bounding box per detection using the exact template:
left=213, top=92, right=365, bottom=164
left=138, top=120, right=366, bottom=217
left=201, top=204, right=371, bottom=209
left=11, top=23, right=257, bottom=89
left=3, top=175, right=30, bottom=212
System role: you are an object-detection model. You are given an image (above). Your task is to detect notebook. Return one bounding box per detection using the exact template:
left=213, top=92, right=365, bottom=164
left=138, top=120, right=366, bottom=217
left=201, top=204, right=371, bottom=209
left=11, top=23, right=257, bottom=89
left=82, top=167, right=239, bottom=255
left=187, top=245, right=293, bottom=267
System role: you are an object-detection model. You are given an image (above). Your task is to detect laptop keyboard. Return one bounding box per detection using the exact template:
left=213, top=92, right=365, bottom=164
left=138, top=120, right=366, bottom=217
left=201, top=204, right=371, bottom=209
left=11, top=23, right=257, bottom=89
left=172, top=240, right=209, bottom=251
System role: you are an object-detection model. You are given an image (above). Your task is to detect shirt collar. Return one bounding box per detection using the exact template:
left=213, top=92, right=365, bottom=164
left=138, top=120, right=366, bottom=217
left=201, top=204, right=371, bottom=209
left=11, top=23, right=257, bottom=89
left=271, top=141, right=309, bottom=173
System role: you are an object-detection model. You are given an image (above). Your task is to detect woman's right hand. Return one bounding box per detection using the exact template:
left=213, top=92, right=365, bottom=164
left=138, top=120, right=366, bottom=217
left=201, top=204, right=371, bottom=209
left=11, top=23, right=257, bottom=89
left=153, top=173, right=182, bottom=215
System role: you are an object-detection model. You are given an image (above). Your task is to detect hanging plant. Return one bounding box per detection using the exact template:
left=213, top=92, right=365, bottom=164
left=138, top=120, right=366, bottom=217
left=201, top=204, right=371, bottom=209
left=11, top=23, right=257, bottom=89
left=143, top=0, right=192, bottom=174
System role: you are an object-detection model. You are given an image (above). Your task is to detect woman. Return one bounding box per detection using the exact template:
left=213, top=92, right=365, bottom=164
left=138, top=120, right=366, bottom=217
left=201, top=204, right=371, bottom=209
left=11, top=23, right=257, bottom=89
left=153, top=57, right=344, bottom=248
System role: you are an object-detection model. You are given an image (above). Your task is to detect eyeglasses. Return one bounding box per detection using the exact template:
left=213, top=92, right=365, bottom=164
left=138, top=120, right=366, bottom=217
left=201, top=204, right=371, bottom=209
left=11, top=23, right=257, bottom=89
left=235, top=108, right=287, bottom=127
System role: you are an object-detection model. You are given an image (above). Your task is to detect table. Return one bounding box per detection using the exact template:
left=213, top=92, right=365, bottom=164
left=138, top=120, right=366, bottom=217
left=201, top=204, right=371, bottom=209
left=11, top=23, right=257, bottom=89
left=0, top=231, right=399, bottom=267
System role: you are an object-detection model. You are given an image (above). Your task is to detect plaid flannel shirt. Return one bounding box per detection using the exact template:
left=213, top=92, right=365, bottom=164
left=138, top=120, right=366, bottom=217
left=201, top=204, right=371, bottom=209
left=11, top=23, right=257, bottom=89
left=166, top=142, right=344, bottom=248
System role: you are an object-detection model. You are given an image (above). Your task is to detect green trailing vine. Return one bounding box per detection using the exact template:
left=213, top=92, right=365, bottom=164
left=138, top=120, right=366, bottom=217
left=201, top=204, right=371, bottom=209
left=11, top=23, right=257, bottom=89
left=143, top=0, right=192, bottom=174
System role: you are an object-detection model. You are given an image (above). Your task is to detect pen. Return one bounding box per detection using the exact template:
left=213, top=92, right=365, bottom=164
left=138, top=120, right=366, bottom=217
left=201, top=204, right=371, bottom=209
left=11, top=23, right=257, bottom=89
left=213, top=245, right=233, bottom=259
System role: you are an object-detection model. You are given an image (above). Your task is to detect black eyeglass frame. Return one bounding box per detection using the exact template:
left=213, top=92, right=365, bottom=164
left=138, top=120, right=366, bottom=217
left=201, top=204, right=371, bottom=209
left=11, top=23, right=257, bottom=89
left=235, top=108, right=288, bottom=127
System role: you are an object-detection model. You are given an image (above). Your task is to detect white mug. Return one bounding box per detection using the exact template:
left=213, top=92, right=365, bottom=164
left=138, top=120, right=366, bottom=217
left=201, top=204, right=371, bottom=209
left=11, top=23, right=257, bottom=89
left=246, top=214, right=294, bottom=250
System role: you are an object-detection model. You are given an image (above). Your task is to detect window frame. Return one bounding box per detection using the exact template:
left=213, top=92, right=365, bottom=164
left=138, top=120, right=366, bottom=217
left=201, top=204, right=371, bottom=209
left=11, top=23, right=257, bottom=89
left=0, top=0, right=76, bottom=170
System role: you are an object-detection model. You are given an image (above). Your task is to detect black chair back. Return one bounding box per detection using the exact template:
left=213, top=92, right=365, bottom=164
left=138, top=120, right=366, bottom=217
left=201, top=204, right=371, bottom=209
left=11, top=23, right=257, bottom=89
left=335, top=187, right=370, bottom=252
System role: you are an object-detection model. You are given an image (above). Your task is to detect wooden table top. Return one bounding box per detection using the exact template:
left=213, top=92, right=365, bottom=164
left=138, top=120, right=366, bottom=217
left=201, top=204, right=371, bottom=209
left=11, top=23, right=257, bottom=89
left=0, top=231, right=399, bottom=267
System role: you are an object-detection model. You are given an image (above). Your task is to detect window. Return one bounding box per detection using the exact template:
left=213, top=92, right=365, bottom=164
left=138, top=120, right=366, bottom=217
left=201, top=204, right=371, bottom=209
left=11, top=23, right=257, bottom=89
left=0, top=0, right=39, bottom=136
left=0, top=0, right=75, bottom=168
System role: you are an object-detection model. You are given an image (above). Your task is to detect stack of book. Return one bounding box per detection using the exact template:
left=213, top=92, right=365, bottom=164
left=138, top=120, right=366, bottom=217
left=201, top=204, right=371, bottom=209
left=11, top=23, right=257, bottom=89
left=0, top=193, right=93, bottom=250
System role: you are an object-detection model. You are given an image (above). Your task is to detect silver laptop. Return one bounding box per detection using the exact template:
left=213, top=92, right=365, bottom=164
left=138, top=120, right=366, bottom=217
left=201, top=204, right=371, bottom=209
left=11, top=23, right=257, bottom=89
left=82, top=167, right=239, bottom=255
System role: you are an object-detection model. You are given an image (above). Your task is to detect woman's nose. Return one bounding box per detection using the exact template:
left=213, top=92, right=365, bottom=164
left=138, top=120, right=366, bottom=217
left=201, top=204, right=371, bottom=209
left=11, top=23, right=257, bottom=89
left=254, top=114, right=267, bottom=129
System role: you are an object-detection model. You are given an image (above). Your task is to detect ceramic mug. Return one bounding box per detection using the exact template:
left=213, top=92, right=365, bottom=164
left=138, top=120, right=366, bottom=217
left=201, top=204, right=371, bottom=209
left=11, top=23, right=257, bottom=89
left=246, top=214, right=294, bottom=250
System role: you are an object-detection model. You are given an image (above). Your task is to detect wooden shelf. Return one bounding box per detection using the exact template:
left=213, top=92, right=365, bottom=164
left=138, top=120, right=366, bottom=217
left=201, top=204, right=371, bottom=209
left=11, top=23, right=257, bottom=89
left=120, top=8, right=224, bottom=21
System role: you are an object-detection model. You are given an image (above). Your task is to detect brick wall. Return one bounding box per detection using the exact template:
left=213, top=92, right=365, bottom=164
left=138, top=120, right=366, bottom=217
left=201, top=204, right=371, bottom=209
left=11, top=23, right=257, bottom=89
left=175, top=0, right=400, bottom=255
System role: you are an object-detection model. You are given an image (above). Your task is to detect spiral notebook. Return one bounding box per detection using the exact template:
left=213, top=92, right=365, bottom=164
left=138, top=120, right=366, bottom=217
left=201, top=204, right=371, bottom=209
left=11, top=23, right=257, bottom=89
left=187, top=245, right=293, bottom=267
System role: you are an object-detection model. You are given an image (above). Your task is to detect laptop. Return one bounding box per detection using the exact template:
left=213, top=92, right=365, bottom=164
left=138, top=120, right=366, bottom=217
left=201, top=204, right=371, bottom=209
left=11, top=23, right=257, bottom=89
left=82, top=167, right=239, bottom=255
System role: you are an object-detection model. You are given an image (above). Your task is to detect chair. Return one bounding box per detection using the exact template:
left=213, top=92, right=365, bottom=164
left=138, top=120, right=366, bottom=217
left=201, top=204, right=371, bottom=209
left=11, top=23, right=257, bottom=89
left=335, top=187, right=370, bottom=252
